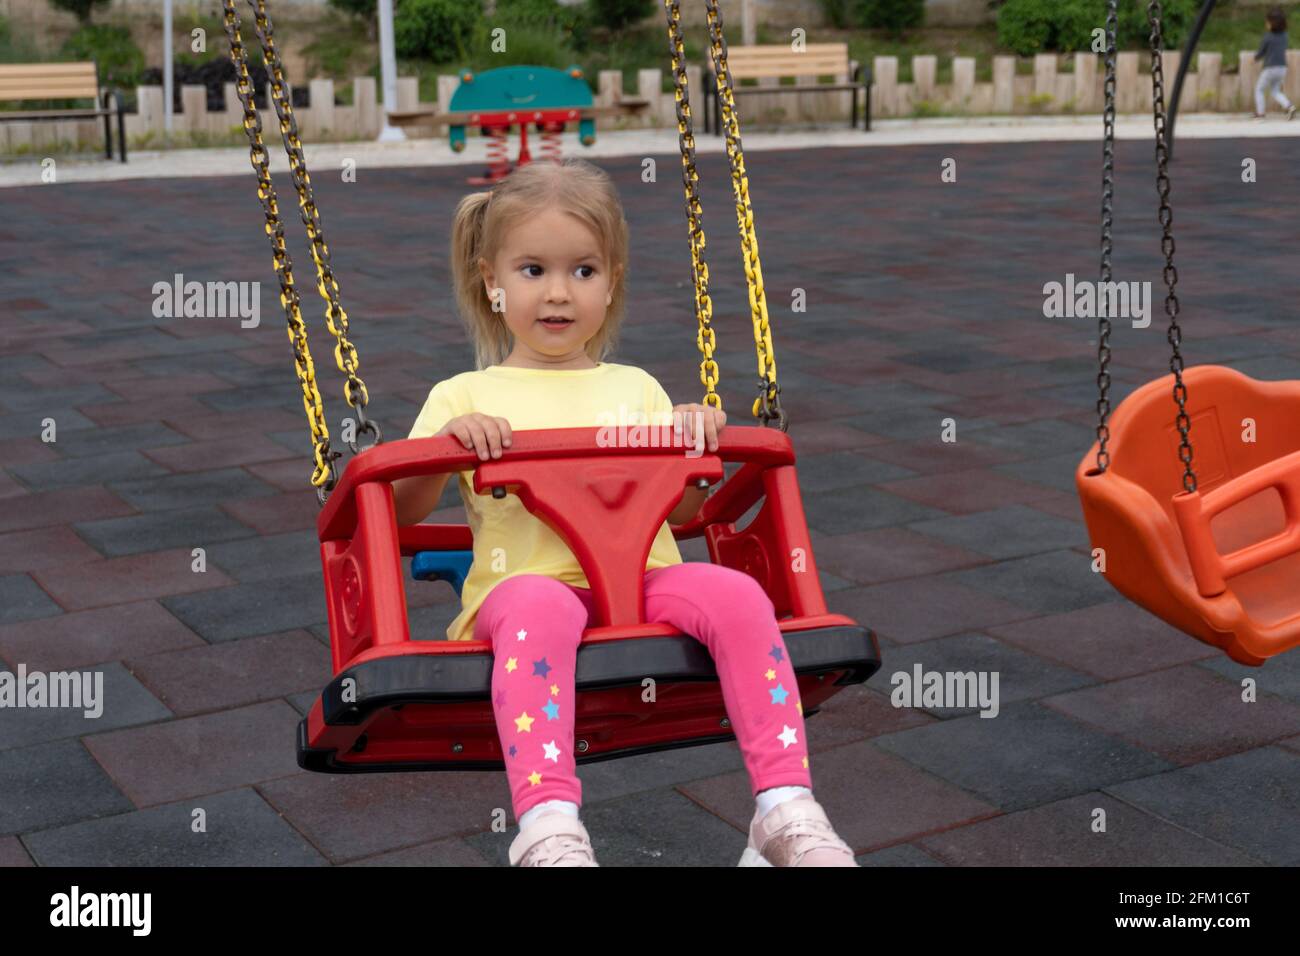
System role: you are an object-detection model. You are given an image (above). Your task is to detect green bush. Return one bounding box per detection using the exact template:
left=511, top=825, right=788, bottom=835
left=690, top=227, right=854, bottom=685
left=469, top=19, right=577, bottom=69
left=854, top=0, right=925, bottom=35
left=394, top=0, right=482, bottom=62
left=493, top=0, right=592, bottom=51
left=816, top=0, right=857, bottom=29
left=496, top=0, right=566, bottom=25
left=326, top=0, right=376, bottom=20
left=61, top=24, right=146, bottom=91
left=996, top=0, right=1199, bottom=56
left=586, top=0, right=655, bottom=32
left=1, top=14, right=39, bottom=61
left=1117, top=0, right=1198, bottom=51
left=47, top=0, right=112, bottom=24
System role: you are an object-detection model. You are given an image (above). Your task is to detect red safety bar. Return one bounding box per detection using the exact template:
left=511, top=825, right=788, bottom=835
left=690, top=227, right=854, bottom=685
left=317, top=425, right=836, bottom=674
left=301, top=425, right=875, bottom=771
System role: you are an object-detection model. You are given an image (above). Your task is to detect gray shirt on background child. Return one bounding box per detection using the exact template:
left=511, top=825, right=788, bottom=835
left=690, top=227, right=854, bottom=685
left=1256, top=31, right=1289, bottom=68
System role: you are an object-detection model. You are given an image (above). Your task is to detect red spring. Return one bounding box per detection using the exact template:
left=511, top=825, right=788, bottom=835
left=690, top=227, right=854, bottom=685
left=484, top=125, right=512, bottom=182
left=538, top=122, right=564, bottom=164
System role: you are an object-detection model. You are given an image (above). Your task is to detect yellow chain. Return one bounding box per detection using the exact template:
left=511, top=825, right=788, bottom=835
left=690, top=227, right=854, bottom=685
left=662, top=0, right=721, bottom=411
left=221, top=0, right=337, bottom=497
left=704, top=0, right=784, bottom=429
left=245, top=0, right=372, bottom=419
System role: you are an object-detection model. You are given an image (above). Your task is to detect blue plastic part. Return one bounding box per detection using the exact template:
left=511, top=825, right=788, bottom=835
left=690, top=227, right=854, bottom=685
left=411, top=550, right=474, bottom=596
left=448, top=65, right=594, bottom=114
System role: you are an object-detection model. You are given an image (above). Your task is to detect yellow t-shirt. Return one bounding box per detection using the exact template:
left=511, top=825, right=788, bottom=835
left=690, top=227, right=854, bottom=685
left=406, top=362, right=685, bottom=642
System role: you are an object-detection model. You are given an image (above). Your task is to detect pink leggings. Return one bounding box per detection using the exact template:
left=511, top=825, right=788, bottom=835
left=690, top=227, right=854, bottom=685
left=473, top=562, right=814, bottom=818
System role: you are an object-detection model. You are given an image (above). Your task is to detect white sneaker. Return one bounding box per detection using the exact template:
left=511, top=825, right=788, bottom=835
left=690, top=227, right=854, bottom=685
left=738, top=794, right=859, bottom=866
left=508, top=810, right=599, bottom=866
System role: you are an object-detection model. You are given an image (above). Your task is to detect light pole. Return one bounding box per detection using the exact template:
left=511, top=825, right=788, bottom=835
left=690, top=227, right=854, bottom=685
left=376, top=0, right=405, bottom=140
left=163, top=0, right=173, bottom=136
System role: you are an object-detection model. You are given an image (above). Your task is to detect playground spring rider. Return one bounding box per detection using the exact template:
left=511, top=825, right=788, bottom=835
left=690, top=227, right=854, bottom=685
left=1075, top=0, right=1300, bottom=665
left=446, top=65, right=597, bottom=186
left=222, top=0, right=880, bottom=771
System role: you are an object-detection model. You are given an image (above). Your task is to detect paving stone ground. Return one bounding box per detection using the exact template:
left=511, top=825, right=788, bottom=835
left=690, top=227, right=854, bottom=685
left=2, top=133, right=1299, bottom=866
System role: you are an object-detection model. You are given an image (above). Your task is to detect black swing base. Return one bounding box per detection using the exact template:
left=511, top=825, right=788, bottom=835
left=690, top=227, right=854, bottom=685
left=297, top=623, right=880, bottom=773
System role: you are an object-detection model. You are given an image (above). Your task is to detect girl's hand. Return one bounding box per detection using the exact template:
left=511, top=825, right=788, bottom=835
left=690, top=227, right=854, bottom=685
left=671, top=403, right=726, bottom=452
left=437, top=413, right=513, bottom=460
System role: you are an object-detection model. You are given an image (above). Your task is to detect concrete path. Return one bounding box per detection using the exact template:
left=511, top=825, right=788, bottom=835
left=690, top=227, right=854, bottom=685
left=4, top=111, right=1299, bottom=188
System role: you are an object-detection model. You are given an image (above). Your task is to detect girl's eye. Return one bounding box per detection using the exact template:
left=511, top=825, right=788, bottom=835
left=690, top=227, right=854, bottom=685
left=521, top=264, right=596, bottom=278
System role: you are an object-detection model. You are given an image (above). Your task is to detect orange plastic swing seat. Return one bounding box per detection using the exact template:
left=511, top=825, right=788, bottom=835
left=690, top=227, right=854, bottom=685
left=1077, top=365, right=1300, bottom=665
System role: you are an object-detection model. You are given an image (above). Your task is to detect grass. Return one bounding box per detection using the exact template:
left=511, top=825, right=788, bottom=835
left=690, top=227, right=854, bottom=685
left=1, top=137, right=86, bottom=158
left=1198, top=5, right=1275, bottom=60
left=301, top=10, right=374, bottom=83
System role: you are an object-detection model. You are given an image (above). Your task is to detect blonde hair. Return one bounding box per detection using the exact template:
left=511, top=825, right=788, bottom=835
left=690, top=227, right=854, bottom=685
left=450, top=158, right=629, bottom=370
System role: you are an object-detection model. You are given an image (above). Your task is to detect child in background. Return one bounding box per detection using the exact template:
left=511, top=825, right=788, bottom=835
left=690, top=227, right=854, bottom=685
left=391, top=158, right=857, bottom=868
left=1253, top=6, right=1296, bottom=119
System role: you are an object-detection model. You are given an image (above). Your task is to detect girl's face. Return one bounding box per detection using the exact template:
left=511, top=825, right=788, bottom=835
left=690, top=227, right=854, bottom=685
left=479, top=207, right=621, bottom=369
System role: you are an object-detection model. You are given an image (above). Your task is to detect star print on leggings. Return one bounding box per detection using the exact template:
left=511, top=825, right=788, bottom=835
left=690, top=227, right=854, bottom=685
left=532, top=657, right=552, bottom=678
left=768, top=644, right=784, bottom=663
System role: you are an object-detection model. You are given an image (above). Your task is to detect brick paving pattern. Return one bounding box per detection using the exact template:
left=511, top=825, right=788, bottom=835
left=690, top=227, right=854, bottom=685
left=2, top=136, right=1298, bottom=865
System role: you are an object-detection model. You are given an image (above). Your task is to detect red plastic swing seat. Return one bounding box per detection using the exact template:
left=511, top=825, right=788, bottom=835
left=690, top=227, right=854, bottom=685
left=299, top=425, right=880, bottom=771
left=1077, top=365, right=1300, bottom=665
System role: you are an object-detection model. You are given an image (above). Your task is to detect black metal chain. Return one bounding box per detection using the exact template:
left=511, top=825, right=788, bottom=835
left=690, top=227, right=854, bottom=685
left=1148, top=0, right=1197, bottom=493
left=1095, top=0, right=1119, bottom=472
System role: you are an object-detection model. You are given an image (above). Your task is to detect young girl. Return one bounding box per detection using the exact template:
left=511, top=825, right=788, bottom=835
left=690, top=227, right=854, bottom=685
left=391, top=158, right=857, bottom=868
left=1253, top=6, right=1296, bottom=120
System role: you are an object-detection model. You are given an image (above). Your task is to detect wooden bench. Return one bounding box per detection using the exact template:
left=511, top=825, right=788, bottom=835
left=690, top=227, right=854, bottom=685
left=0, top=61, right=127, bottom=162
left=703, top=43, right=870, bottom=134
